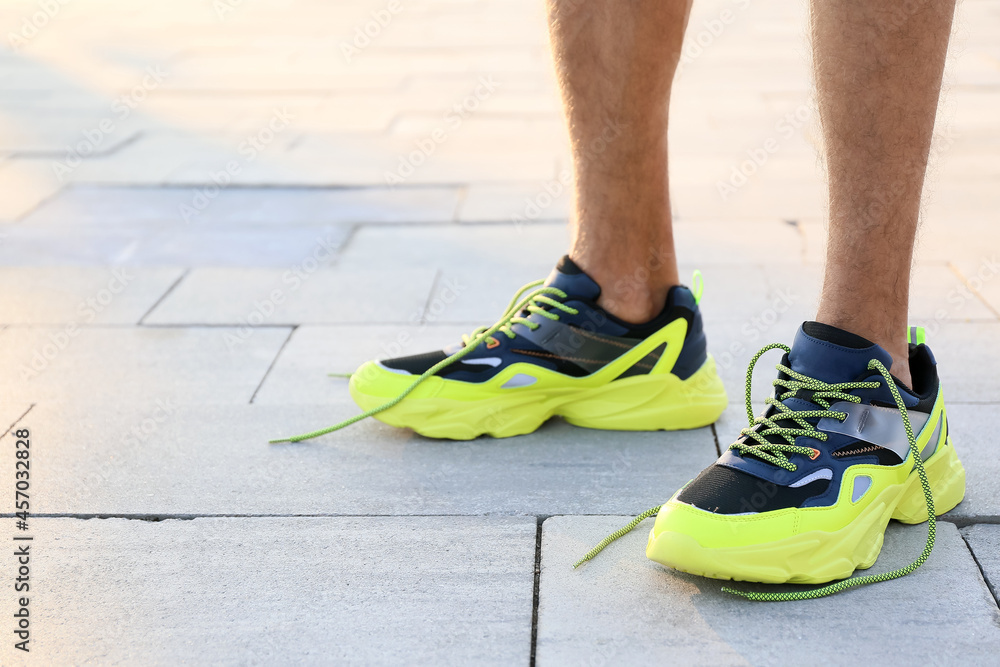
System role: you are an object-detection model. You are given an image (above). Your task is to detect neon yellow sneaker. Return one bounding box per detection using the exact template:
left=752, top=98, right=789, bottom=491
left=271, top=256, right=727, bottom=442
left=576, top=322, right=966, bottom=601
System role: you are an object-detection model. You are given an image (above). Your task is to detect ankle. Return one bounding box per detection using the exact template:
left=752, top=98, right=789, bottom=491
left=569, top=252, right=679, bottom=324
left=597, top=289, right=669, bottom=324
left=584, top=265, right=677, bottom=324
left=813, top=312, right=913, bottom=388
left=568, top=241, right=681, bottom=323
left=889, top=357, right=913, bottom=391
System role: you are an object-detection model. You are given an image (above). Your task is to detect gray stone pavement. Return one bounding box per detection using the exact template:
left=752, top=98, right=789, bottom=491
left=0, top=0, right=998, bottom=664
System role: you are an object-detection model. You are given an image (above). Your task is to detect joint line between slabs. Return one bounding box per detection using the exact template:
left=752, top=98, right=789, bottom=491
left=0, top=405, right=34, bottom=441
left=249, top=324, right=297, bottom=404
left=529, top=516, right=542, bottom=667
left=138, top=268, right=190, bottom=325
left=959, top=530, right=1000, bottom=610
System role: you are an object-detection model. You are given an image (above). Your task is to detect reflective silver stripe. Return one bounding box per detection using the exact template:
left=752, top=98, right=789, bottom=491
left=817, top=402, right=931, bottom=461
left=920, top=414, right=944, bottom=461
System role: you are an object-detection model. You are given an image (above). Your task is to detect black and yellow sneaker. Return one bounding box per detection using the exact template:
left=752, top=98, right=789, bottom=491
left=272, top=256, right=727, bottom=442
left=576, top=323, right=966, bottom=601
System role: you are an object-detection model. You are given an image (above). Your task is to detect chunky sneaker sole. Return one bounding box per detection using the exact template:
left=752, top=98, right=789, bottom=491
left=351, top=343, right=727, bottom=440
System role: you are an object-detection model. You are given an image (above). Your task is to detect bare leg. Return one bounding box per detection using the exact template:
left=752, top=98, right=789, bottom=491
left=813, top=0, right=956, bottom=386
left=547, top=0, right=692, bottom=323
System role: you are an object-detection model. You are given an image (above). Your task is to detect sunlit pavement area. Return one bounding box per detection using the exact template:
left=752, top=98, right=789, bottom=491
left=1, top=0, right=999, bottom=664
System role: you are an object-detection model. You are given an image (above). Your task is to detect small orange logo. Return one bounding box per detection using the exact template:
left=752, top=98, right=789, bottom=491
left=486, top=337, right=500, bottom=349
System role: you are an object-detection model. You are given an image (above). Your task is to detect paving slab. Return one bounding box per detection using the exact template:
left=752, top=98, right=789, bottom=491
left=924, top=187, right=1000, bottom=240
left=159, top=57, right=409, bottom=93
left=144, top=267, right=438, bottom=325
left=457, top=182, right=572, bottom=224
left=951, top=253, right=1000, bottom=318
left=755, top=262, right=998, bottom=324
left=670, top=154, right=826, bottom=221
left=252, top=324, right=470, bottom=405
left=0, top=159, right=65, bottom=223
left=537, top=516, right=1000, bottom=666
left=338, top=220, right=806, bottom=278
left=0, top=225, right=160, bottom=266
left=390, top=117, right=568, bottom=152
left=804, top=212, right=1000, bottom=267
left=930, top=323, right=1000, bottom=403
left=0, top=326, right=290, bottom=405
left=119, top=93, right=327, bottom=134
left=402, top=72, right=555, bottom=97
left=0, top=223, right=353, bottom=267
left=668, top=108, right=818, bottom=161
left=27, top=403, right=716, bottom=516
left=942, top=403, right=1000, bottom=522
left=375, top=9, right=550, bottom=50
left=0, top=118, right=139, bottom=155
left=251, top=133, right=560, bottom=187
left=0, top=267, right=182, bottom=324
left=0, top=400, right=31, bottom=438
left=334, top=220, right=805, bottom=281
left=24, top=185, right=462, bottom=226
left=59, top=147, right=187, bottom=186
left=0, top=517, right=535, bottom=667
left=949, top=89, right=1000, bottom=136
left=961, top=524, right=1000, bottom=605
left=336, top=223, right=571, bottom=273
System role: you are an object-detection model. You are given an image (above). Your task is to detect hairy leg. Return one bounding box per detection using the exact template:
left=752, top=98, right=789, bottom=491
left=547, top=0, right=692, bottom=323
left=812, top=0, right=956, bottom=386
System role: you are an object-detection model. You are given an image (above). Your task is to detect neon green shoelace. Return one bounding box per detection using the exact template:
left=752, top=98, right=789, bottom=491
left=574, top=343, right=937, bottom=601
left=269, top=281, right=578, bottom=444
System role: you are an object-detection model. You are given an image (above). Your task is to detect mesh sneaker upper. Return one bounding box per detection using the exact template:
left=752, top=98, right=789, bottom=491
left=677, top=322, right=940, bottom=514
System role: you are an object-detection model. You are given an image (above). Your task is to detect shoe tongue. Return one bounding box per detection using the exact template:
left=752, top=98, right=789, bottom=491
left=543, top=255, right=601, bottom=300
left=788, top=321, right=894, bottom=384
